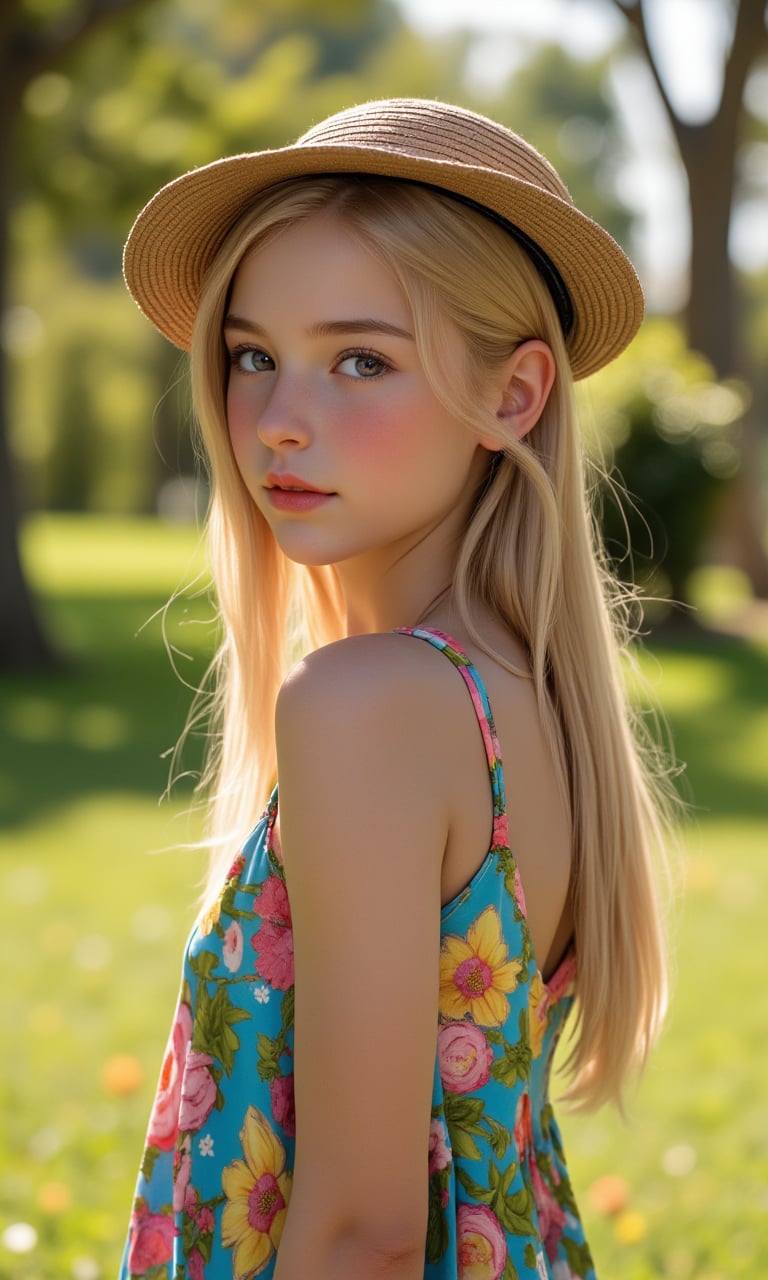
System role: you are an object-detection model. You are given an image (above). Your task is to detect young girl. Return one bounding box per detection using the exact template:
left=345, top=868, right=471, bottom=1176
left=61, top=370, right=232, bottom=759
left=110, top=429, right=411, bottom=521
left=119, top=98, right=671, bottom=1280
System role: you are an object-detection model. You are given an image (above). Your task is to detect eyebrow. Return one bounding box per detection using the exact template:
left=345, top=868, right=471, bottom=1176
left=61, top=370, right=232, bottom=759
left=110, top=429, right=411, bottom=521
left=223, top=314, right=414, bottom=341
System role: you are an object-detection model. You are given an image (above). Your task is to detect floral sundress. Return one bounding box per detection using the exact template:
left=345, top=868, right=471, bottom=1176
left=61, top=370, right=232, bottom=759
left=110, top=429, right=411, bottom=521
left=120, top=627, right=595, bottom=1280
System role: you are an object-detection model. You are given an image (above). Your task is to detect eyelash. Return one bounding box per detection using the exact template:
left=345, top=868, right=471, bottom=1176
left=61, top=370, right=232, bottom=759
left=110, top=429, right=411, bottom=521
left=227, top=344, right=392, bottom=378
left=335, top=347, right=391, bottom=378
left=228, top=344, right=273, bottom=373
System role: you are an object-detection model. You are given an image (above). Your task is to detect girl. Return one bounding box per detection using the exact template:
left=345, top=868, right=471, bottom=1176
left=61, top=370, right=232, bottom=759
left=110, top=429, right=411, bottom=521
left=120, top=98, right=672, bottom=1280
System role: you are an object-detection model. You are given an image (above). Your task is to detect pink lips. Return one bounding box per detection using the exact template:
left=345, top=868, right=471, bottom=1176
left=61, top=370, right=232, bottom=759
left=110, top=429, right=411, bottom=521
left=265, top=472, right=334, bottom=513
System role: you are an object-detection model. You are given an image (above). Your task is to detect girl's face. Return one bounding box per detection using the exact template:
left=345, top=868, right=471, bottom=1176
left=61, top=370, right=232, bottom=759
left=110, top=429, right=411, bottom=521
left=224, top=211, right=493, bottom=571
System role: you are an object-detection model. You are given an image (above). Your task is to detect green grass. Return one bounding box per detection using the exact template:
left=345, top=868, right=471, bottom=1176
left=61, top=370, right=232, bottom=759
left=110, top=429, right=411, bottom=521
left=1, top=515, right=767, bottom=1280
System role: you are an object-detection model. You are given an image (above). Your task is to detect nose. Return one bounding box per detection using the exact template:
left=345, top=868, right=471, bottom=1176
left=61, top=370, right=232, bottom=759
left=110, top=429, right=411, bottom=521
left=255, top=373, right=313, bottom=452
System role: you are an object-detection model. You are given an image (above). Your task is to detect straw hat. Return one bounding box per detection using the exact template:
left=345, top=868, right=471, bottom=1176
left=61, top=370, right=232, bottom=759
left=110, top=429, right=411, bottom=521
left=123, top=97, right=643, bottom=379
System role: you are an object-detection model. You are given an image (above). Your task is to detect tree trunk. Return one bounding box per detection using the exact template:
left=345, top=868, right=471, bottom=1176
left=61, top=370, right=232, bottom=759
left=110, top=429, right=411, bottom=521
left=683, top=115, right=768, bottom=594
left=684, top=121, right=736, bottom=377
left=0, top=0, right=152, bottom=668
left=611, top=0, right=768, bottom=596
left=0, top=60, right=57, bottom=668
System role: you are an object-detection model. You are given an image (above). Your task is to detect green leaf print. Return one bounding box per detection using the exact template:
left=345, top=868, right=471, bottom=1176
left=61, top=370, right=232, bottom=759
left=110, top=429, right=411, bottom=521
left=426, top=1174, right=450, bottom=1264
left=563, top=1234, right=594, bottom=1278
left=190, top=950, right=219, bottom=981
left=455, top=1165, right=494, bottom=1205
left=217, top=880, right=241, bottom=921
left=502, top=1259, right=520, bottom=1280
left=192, top=982, right=250, bottom=1074
left=444, top=1092, right=487, bottom=1161
left=139, top=1145, right=160, bottom=1181
left=266, top=843, right=285, bottom=878
left=493, top=1183, right=536, bottom=1237
left=523, top=1243, right=537, bottom=1269
left=490, top=1010, right=532, bottom=1087
left=239, top=879, right=269, bottom=900
left=444, top=1093, right=484, bottom=1127
left=485, top=1115, right=511, bottom=1159
left=256, top=1031, right=284, bottom=1082
left=181, top=1211, right=196, bottom=1256
left=281, top=985, right=295, bottom=1029
left=448, top=1126, right=482, bottom=1162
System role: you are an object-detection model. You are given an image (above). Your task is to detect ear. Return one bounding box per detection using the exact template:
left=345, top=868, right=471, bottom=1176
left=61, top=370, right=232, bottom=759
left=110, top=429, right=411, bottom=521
left=478, top=340, right=556, bottom=448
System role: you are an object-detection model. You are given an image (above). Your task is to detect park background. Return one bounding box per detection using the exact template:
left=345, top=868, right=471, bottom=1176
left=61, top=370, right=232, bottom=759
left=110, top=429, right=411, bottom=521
left=0, top=0, right=766, bottom=1277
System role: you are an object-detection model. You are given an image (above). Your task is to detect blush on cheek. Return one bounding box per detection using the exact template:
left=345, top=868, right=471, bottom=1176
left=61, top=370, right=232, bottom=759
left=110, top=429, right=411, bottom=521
left=336, top=407, right=413, bottom=466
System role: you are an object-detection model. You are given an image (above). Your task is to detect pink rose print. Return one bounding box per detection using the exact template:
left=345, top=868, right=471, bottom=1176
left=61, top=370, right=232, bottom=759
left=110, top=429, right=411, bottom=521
left=270, top=1073, right=296, bottom=1137
left=530, top=1159, right=567, bottom=1261
left=127, top=1200, right=176, bottom=1274
left=197, top=1206, right=215, bottom=1234
left=513, top=866, right=528, bottom=917
left=438, top=1022, right=493, bottom=1094
left=226, top=852, right=246, bottom=881
left=222, top=920, right=244, bottom=973
left=146, top=1001, right=192, bottom=1151
left=428, top=1118, right=452, bottom=1175
left=457, top=1203, right=507, bottom=1280
left=491, top=812, right=509, bottom=849
left=252, top=875, right=294, bottom=990
left=257, top=874, right=291, bottom=922
left=179, top=1050, right=218, bottom=1133
left=188, top=1247, right=205, bottom=1280
left=173, top=1137, right=191, bottom=1212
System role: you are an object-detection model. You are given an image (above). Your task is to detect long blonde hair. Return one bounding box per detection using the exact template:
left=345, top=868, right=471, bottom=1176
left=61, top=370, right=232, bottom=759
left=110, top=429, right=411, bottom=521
left=188, top=175, right=672, bottom=1109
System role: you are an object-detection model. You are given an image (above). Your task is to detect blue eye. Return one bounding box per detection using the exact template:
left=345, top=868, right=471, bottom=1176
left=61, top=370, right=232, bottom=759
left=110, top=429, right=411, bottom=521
left=231, top=347, right=275, bottom=373
left=336, top=351, right=389, bottom=379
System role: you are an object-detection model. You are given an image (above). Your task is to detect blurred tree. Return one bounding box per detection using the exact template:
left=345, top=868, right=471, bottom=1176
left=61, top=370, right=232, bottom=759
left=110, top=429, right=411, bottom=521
left=485, top=42, right=633, bottom=248
left=1, top=0, right=404, bottom=666
left=0, top=0, right=151, bottom=667
left=608, top=0, right=768, bottom=592
left=585, top=318, right=745, bottom=606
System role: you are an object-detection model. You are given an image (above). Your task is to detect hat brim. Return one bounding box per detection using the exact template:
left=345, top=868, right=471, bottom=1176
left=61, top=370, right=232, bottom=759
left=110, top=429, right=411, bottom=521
left=123, top=141, right=643, bottom=380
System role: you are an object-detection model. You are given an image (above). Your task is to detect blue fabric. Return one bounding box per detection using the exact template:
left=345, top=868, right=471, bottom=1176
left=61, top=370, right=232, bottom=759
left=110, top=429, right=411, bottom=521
left=119, top=628, right=595, bottom=1279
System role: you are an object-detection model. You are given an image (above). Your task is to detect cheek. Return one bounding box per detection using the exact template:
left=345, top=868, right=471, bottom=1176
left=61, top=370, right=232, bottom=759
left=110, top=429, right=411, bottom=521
left=226, top=383, right=259, bottom=465
left=335, top=394, right=441, bottom=471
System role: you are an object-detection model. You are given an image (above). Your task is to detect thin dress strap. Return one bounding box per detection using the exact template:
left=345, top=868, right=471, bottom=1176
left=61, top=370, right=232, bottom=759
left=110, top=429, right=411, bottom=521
left=394, top=626, right=520, bottom=902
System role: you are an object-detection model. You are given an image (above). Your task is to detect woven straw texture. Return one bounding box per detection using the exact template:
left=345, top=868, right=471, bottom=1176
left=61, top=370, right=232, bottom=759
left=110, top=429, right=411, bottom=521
left=123, top=98, right=643, bottom=379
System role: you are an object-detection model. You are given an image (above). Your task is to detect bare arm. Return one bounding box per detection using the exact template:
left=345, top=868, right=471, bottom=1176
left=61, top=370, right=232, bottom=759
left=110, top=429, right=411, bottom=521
left=272, top=635, right=453, bottom=1280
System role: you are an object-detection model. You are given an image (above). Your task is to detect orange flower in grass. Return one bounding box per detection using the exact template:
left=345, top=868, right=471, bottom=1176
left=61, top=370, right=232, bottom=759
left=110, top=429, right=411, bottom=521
left=222, top=1107, right=292, bottom=1279
left=440, top=906, right=522, bottom=1026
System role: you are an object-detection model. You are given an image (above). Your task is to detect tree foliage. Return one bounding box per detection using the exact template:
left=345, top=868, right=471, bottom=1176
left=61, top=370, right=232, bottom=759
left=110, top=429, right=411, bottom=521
left=3, top=0, right=767, bottom=668
left=605, top=0, right=768, bottom=593
left=584, top=319, right=746, bottom=607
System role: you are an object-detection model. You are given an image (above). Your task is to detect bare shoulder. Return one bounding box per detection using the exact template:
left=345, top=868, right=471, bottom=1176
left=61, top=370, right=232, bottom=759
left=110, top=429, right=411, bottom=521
left=275, top=631, right=484, bottom=857
left=276, top=630, right=467, bottom=743
left=273, top=632, right=454, bottom=1255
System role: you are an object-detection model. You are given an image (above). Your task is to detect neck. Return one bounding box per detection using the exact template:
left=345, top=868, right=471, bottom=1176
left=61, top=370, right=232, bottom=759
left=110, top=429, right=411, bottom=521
left=334, top=523, right=460, bottom=637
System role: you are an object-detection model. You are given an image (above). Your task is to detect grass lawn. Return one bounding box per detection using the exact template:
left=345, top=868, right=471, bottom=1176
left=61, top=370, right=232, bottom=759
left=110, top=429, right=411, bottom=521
left=1, top=514, right=767, bottom=1280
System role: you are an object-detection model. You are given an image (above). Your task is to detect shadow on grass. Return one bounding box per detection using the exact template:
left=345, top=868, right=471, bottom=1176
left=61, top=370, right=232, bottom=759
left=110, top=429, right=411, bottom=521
left=2, top=588, right=766, bottom=836
left=0, top=591, right=214, bottom=831
left=650, top=624, right=768, bottom=823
